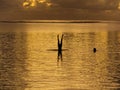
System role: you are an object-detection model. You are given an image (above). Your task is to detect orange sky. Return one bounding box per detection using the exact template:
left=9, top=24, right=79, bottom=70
left=0, top=0, right=120, bottom=20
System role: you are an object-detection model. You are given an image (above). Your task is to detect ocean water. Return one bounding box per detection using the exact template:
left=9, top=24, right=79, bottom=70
left=0, top=22, right=120, bottom=90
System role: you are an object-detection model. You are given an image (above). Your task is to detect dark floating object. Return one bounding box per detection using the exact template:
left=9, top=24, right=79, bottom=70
left=93, top=48, right=97, bottom=53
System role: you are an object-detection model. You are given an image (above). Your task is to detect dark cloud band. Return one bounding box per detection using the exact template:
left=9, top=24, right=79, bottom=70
left=51, top=0, right=119, bottom=10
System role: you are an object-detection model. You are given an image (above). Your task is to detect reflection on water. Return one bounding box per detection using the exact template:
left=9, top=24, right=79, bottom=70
left=0, top=23, right=120, bottom=90
left=0, top=32, right=28, bottom=90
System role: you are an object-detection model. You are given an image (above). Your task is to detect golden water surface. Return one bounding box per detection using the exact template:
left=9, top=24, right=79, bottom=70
left=0, top=23, right=120, bottom=90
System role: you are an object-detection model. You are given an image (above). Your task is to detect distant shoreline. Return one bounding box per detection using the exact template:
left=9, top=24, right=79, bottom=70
left=0, top=20, right=119, bottom=24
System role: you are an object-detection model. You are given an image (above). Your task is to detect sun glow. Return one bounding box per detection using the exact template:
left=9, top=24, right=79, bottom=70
left=23, top=2, right=30, bottom=7
left=23, top=0, right=36, bottom=8
left=118, top=3, right=120, bottom=10
left=37, top=0, right=46, bottom=3
left=23, top=0, right=52, bottom=8
left=46, top=2, right=52, bottom=7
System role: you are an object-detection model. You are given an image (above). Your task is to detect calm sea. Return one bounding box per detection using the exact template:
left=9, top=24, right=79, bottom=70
left=0, top=21, right=120, bottom=90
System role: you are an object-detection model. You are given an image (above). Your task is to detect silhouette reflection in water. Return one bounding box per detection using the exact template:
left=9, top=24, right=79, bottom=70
left=57, top=50, right=62, bottom=61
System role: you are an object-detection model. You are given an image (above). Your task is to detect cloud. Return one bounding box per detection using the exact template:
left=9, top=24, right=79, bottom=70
left=0, top=0, right=23, bottom=10
left=22, top=0, right=53, bottom=8
left=0, top=0, right=119, bottom=11
left=0, top=0, right=24, bottom=20
left=51, top=0, right=119, bottom=10
left=0, top=0, right=120, bottom=20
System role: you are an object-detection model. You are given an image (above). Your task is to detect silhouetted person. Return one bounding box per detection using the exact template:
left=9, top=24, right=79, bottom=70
left=57, top=34, right=63, bottom=61
left=93, top=48, right=97, bottom=53
left=57, top=34, right=63, bottom=52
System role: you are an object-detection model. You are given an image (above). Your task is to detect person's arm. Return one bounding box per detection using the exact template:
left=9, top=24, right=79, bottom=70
left=61, top=34, right=64, bottom=47
left=57, top=35, right=59, bottom=47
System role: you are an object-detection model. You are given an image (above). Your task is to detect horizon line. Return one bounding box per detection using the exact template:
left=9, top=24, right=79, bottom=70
left=0, top=20, right=120, bottom=23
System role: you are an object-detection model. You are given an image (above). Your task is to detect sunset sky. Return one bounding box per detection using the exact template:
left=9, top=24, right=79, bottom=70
left=0, top=0, right=120, bottom=20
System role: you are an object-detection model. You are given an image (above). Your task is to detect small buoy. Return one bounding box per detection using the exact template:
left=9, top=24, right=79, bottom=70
left=93, top=48, right=97, bottom=53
